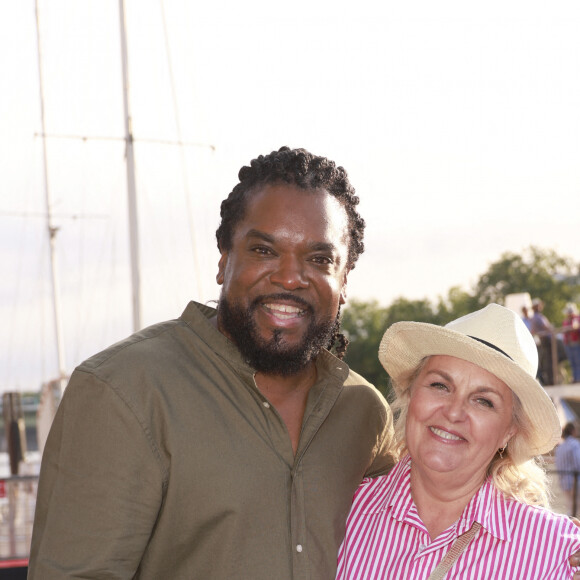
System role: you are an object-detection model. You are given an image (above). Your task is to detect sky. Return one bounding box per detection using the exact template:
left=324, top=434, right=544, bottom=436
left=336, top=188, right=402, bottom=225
left=2, top=0, right=580, bottom=392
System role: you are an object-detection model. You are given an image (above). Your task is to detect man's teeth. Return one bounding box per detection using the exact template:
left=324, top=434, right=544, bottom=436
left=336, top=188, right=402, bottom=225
left=265, top=303, right=304, bottom=318
left=430, top=427, right=462, bottom=441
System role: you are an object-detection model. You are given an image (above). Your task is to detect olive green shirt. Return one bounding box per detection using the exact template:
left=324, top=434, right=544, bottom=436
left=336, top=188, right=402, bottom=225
left=29, top=301, right=395, bottom=580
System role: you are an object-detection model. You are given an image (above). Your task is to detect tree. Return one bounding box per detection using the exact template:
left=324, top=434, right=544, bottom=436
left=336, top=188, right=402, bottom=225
left=472, top=246, right=580, bottom=324
left=341, top=299, right=390, bottom=396
left=341, top=246, right=580, bottom=393
left=435, top=286, right=479, bottom=324
left=342, top=297, right=442, bottom=397
left=383, top=297, right=441, bottom=327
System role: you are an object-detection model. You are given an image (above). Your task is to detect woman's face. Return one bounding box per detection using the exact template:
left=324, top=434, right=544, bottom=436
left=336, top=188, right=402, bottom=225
left=406, top=355, right=517, bottom=487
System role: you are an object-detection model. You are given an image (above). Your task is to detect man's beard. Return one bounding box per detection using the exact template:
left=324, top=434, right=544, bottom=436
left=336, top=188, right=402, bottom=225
left=218, top=294, right=339, bottom=376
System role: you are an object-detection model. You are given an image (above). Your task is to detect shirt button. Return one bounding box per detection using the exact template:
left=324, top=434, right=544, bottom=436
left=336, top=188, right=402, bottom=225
left=418, top=544, right=426, bottom=553
left=296, top=544, right=303, bottom=553
left=263, top=402, right=270, bottom=408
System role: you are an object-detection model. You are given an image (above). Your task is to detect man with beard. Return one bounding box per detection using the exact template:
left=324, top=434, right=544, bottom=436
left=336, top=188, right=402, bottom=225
left=29, top=147, right=396, bottom=580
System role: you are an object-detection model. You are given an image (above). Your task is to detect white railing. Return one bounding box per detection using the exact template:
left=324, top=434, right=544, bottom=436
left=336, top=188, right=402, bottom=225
left=0, top=475, right=37, bottom=562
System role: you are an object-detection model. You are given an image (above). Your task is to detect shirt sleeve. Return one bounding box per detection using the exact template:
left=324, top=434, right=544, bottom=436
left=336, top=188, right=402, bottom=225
left=572, top=440, right=580, bottom=472
left=544, top=562, right=577, bottom=580
left=363, top=396, right=397, bottom=478
left=28, top=370, right=166, bottom=579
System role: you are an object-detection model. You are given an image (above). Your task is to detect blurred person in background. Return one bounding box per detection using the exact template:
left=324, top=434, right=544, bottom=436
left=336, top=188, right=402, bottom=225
left=562, top=303, right=580, bottom=383
left=521, top=305, right=533, bottom=333
left=531, top=298, right=555, bottom=385
left=556, top=422, right=580, bottom=517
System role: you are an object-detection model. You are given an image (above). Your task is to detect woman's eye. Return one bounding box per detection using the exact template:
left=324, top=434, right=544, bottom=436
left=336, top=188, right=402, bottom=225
left=429, top=382, right=448, bottom=391
left=476, top=398, right=494, bottom=408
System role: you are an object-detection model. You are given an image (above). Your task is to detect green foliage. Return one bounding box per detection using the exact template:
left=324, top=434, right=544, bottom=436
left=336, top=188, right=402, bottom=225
left=342, top=299, right=390, bottom=396
left=472, top=246, right=579, bottom=324
left=341, top=246, right=580, bottom=393
left=436, top=287, right=479, bottom=324
left=383, top=297, right=440, bottom=327
left=342, top=297, right=455, bottom=398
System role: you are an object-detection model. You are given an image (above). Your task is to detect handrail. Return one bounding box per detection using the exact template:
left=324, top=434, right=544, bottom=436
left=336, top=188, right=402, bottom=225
left=0, top=475, right=38, bottom=562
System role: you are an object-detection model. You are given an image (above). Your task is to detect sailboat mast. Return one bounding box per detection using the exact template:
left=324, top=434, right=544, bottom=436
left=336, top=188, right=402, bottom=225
left=119, top=0, right=142, bottom=332
left=34, top=0, right=67, bottom=392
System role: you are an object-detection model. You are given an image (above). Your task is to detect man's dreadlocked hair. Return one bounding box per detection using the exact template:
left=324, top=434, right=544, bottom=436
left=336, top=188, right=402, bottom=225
left=215, top=146, right=366, bottom=360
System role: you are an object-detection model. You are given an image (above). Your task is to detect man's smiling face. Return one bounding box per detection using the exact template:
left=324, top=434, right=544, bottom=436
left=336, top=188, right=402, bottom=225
left=216, top=182, right=350, bottom=374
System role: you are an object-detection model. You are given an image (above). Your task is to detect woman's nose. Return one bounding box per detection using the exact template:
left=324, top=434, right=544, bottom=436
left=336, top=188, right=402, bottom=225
left=444, top=394, right=467, bottom=421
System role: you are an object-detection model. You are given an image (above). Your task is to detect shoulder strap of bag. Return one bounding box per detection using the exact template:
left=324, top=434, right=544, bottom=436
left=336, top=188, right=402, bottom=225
left=427, top=522, right=482, bottom=580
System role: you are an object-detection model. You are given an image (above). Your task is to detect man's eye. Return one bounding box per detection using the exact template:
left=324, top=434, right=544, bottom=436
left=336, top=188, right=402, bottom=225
left=311, top=256, right=332, bottom=265
left=252, top=246, right=273, bottom=255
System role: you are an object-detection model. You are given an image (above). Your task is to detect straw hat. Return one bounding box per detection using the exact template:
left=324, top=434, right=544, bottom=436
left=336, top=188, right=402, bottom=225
left=378, top=303, right=561, bottom=457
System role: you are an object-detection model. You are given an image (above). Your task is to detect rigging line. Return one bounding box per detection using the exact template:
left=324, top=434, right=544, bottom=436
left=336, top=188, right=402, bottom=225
left=119, top=0, right=142, bottom=332
left=34, top=132, right=215, bottom=149
left=4, top=209, right=28, bottom=389
left=35, top=0, right=67, bottom=389
left=73, top=140, right=90, bottom=365
left=0, top=211, right=109, bottom=219
left=159, top=0, right=205, bottom=300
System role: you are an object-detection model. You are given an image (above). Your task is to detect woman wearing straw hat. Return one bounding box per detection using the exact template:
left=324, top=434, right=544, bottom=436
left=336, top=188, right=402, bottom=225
left=336, top=304, right=580, bottom=579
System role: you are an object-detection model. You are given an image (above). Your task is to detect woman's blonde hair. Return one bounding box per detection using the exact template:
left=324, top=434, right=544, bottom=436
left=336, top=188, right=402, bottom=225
left=389, top=356, right=550, bottom=508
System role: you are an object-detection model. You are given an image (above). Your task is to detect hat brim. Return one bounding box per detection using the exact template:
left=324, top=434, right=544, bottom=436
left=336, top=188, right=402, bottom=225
left=379, top=321, right=561, bottom=457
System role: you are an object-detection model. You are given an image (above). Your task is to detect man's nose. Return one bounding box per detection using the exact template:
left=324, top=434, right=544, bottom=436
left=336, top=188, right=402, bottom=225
left=269, top=255, right=309, bottom=290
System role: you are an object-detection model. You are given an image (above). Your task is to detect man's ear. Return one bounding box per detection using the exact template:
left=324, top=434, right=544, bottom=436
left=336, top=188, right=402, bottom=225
left=216, top=251, right=228, bottom=285
left=339, top=270, right=349, bottom=305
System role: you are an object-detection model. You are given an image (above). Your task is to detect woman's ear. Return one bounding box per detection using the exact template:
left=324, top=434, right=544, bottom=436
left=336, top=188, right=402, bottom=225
left=503, top=426, right=518, bottom=449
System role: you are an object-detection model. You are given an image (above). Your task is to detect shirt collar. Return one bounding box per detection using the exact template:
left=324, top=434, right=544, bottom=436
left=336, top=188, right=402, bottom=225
left=362, top=454, right=511, bottom=541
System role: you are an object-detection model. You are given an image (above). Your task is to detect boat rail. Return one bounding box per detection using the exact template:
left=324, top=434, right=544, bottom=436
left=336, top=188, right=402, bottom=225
left=0, top=474, right=37, bottom=564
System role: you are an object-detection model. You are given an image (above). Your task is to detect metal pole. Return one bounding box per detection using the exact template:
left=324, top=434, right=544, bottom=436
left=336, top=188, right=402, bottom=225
left=573, top=471, right=578, bottom=517
left=35, top=0, right=67, bottom=392
left=551, top=332, right=559, bottom=385
left=119, top=0, right=142, bottom=332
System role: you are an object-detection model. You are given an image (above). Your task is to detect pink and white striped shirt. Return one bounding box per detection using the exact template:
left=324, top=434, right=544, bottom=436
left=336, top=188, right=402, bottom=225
left=336, top=455, right=580, bottom=579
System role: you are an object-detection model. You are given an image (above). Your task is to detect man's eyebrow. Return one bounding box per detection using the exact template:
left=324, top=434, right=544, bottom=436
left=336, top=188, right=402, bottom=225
left=245, top=230, right=339, bottom=254
left=245, top=229, right=274, bottom=243
left=308, top=241, right=338, bottom=254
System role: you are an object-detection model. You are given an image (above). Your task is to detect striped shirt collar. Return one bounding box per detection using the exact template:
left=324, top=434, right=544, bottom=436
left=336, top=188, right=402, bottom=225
left=361, top=454, right=511, bottom=542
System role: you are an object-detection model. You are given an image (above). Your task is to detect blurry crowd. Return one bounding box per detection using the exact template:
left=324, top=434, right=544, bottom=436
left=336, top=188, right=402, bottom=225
left=522, top=299, right=580, bottom=386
